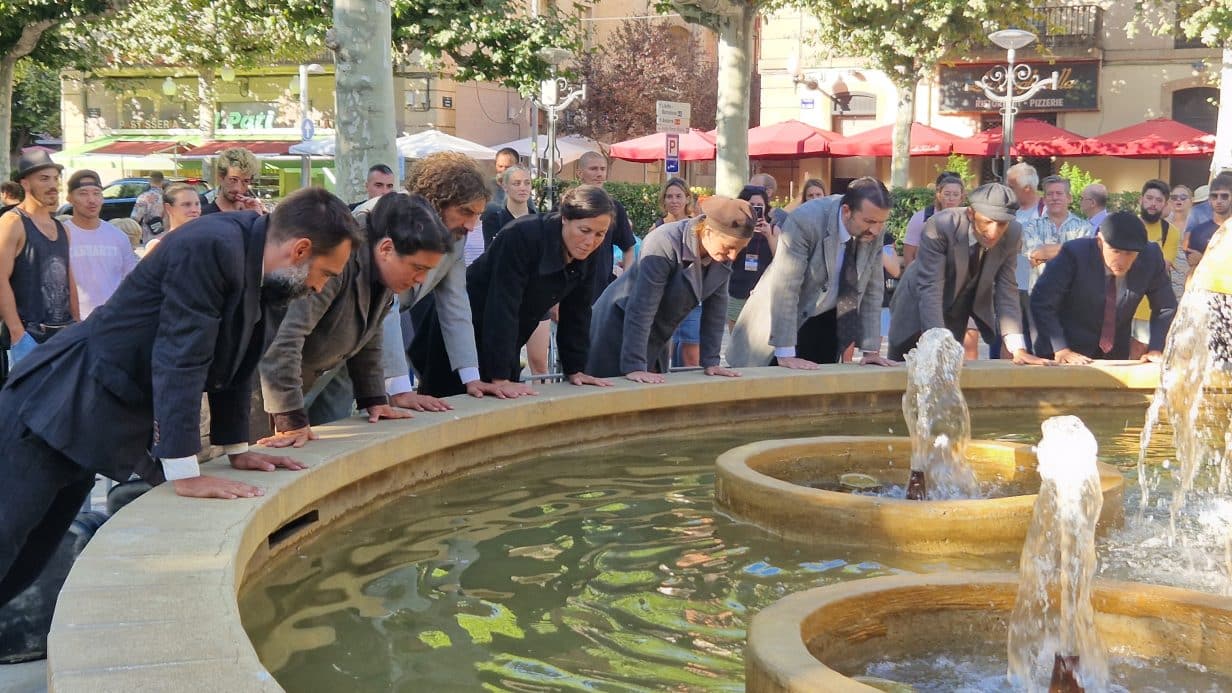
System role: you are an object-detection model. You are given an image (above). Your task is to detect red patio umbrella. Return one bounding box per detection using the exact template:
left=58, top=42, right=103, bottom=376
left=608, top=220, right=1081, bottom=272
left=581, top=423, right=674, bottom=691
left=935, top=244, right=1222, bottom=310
left=828, top=122, right=986, bottom=157
left=1085, top=118, right=1215, bottom=159
left=971, top=119, right=1090, bottom=157
left=747, top=119, right=839, bottom=159
left=609, top=129, right=716, bottom=163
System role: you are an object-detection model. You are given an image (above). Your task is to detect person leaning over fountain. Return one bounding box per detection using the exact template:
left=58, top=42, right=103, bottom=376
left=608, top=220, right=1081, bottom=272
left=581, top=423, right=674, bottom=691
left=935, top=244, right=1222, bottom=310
left=586, top=195, right=753, bottom=382
left=0, top=188, right=361, bottom=608
left=359, top=153, right=535, bottom=407
left=1030, top=211, right=1177, bottom=364
left=415, top=185, right=616, bottom=392
left=256, top=194, right=454, bottom=448
left=726, top=176, right=898, bottom=369
left=887, top=183, right=1053, bottom=365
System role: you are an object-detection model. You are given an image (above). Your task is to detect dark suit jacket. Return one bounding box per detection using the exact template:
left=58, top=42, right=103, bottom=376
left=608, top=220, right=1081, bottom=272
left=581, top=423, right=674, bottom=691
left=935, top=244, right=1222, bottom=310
left=0, top=212, right=271, bottom=483
left=889, top=207, right=1022, bottom=347
left=1031, top=237, right=1176, bottom=358
left=480, top=201, right=536, bottom=247
left=467, top=213, right=597, bottom=381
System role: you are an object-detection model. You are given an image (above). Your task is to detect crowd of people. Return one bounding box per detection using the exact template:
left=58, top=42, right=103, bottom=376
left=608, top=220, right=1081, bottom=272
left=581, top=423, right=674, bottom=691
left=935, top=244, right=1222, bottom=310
left=0, top=142, right=1222, bottom=611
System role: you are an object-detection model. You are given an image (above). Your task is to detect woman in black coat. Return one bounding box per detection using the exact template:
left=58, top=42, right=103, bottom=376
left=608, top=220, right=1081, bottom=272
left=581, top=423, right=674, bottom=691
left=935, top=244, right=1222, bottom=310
left=416, top=185, right=616, bottom=394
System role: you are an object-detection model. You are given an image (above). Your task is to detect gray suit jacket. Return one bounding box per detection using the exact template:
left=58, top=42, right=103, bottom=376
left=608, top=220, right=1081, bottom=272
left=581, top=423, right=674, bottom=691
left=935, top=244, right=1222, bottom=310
left=888, top=207, right=1023, bottom=347
left=587, top=217, right=731, bottom=376
left=727, top=196, right=884, bottom=367
left=352, top=195, right=480, bottom=384
left=259, top=241, right=393, bottom=426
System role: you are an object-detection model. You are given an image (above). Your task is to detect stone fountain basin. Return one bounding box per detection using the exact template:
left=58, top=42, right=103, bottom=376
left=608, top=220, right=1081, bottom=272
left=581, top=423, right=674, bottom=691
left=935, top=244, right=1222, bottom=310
left=715, top=436, right=1124, bottom=556
left=745, top=571, right=1232, bottom=692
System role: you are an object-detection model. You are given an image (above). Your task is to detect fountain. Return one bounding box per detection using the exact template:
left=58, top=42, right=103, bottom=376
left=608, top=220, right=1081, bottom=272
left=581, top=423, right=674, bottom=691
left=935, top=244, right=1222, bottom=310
left=902, top=328, right=979, bottom=500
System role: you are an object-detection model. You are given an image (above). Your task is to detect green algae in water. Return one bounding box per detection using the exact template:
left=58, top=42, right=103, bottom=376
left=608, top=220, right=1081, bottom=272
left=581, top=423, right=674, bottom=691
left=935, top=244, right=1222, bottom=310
left=240, top=408, right=1164, bottom=692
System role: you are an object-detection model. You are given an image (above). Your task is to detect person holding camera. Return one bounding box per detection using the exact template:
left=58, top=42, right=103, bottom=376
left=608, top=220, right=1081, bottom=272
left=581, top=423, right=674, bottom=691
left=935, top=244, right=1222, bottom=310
left=727, top=185, right=780, bottom=330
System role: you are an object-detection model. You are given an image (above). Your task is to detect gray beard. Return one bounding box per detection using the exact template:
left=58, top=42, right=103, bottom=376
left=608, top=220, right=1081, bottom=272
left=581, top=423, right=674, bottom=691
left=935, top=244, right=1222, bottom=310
left=263, top=260, right=312, bottom=304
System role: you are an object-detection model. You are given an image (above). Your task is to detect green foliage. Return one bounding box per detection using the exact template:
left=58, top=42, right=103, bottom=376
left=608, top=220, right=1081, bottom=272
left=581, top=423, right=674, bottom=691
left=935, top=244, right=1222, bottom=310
left=936, top=154, right=978, bottom=191
left=1056, top=162, right=1101, bottom=214
left=11, top=59, right=61, bottom=149
left=886, top=187, right=936, bottom=245
left=1108, top=191, right=1141, bottom=214
left=606, top=181, right=671, bottom=236
left=1170, top=0, right=1232, bottom=47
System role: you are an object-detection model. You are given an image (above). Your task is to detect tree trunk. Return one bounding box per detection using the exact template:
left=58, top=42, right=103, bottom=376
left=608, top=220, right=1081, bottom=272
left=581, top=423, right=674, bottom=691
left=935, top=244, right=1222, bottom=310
left=1212, top=46, right=1232, bottom=177
left=0, top=57, right=16, bottom=181
left=331, top=0, right=397, bottom=202
left=197, top=68, right=216, bottom=140
left=714, top=3, right=754, bottom=196
left=890, top=77, right=915, bottom=189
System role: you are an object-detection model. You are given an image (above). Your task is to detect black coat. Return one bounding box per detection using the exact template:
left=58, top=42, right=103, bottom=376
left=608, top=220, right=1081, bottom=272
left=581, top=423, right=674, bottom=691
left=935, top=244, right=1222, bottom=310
left=1031, top=237, right=1176, bottom=359
left=480, top=200, right=536, bottom=247
left=467, top=214, right=597, bottom=380
left=0, top=212, right=272, bottom=483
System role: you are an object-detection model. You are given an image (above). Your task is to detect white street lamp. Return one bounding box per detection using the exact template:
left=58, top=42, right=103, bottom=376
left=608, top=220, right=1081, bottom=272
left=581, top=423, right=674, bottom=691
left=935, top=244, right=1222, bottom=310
left=534, top=48, right=586, bottom=211
left=975, top=29, right=1060, bottom=180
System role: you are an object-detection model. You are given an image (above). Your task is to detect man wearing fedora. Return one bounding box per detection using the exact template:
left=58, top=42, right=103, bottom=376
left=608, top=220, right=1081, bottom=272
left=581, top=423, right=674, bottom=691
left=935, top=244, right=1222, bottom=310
left=888, top=183, right=1052, bottom=365
left=0, top=150, right=79, bottom=368
left=1031, top=212, right=1176, bottom=363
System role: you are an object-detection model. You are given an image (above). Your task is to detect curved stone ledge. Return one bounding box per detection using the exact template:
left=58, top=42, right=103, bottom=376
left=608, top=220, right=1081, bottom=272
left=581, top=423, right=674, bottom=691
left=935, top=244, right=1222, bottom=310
left=745, top=571, right=1232, bottom=692
left=46, top=362, right=1157, bottom=692
left=715, top=436, right=1124, bottom=555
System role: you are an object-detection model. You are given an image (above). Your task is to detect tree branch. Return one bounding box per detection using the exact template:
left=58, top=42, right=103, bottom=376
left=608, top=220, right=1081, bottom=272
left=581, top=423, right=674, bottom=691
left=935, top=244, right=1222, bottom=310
left=4, top=19, right=57, bottom=62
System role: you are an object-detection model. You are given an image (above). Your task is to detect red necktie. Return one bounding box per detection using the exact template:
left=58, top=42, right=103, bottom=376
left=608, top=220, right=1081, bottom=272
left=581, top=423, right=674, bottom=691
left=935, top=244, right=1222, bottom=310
left=1099, top=275, right=1116, bottom=354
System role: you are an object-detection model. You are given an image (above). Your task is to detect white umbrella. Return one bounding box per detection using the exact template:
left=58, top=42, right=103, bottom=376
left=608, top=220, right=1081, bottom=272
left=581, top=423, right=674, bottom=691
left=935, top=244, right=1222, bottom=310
left=396, top=129, right=497, bottom=160
left=288, top=138, right=335, bottom=156
left=493, top=134, right=600, bottom=165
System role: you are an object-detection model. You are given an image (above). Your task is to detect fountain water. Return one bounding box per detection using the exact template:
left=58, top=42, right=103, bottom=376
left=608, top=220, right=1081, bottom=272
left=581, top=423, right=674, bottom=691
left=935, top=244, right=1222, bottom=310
left=1008, top=416, right=1108, bottom=692
left=902, top=328, right=979, bottom=500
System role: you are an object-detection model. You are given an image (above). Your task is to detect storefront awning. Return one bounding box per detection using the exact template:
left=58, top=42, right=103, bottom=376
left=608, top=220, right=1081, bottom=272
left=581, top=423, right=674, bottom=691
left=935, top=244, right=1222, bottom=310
left=89, top=140, right=195, bottom=156
left=179, top=140, right=299, bottom=158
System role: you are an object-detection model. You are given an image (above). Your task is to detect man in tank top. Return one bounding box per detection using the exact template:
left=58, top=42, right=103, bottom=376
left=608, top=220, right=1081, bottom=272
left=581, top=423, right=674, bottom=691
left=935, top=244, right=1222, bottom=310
left=0, top=150, right=79, bottom=367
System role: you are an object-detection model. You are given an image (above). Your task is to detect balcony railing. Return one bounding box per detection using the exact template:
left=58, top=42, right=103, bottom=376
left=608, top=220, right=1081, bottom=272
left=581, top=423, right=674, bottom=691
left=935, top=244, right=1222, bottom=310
left=1028, top=4, right=1103, bottom=49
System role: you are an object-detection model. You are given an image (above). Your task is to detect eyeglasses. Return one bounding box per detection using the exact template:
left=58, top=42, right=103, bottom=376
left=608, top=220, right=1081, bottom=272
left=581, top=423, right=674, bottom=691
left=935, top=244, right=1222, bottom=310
left=1212, top=192, right=1232, bottom=201
left=1169, top=194, right=1190, bottom=201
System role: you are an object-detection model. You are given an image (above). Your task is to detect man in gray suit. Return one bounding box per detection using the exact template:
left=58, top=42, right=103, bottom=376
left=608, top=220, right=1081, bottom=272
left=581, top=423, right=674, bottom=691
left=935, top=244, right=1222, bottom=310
left=887, top=183, right=1053, bottom=365
left=728, top=177, right=897, bottom=369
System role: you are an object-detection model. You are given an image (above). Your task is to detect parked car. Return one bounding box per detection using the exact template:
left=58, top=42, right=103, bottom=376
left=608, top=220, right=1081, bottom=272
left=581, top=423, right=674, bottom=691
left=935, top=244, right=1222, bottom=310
left=57, top=177, right=211, bottom=220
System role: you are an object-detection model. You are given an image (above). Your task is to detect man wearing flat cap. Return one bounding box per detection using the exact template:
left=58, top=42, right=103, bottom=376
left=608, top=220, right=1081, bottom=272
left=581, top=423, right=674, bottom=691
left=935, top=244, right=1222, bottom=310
left=0, top=150, right=79, bottom=368
left=888, top=182, right=1051, bottom=365
left=1030, top=212, right=1176, bottom=363
left=728, top=176, right=898, bottom=368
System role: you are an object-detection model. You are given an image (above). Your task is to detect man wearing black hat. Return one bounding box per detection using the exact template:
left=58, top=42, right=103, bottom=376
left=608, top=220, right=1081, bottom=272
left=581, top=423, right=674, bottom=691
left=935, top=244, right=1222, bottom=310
left=888, top=182, right=1052, bottom=365
left=0, top=150, right=79, bottom=368
left=1030, top=212, right=1176, bottom=363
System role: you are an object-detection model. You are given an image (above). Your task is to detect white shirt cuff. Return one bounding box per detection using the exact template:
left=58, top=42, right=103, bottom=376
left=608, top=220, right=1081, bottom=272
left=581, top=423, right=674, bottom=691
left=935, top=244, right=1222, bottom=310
left=385, top=374, right=414, bottom=396
left=223, top=443, right=249, bottom=456
left=773, top=346, right=796, bottom=359
left=1003, top=334, right=1027, bottom=355
left=162, top=456, right=200, bottom=481
left=457, top=367, right=481, bottom=384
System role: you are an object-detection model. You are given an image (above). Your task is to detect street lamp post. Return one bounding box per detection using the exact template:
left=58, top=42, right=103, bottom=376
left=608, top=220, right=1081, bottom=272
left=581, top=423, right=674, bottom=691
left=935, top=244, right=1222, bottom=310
left=975, top=29, right=1059, bottom=181
left=534, top=47, right=586, bottom=210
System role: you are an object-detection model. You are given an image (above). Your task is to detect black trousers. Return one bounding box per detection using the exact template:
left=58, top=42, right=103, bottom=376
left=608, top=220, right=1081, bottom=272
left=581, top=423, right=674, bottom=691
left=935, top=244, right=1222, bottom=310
left=0, top=424, right=95, bottom=608
left=407, top=295, right=468, bottom=398
left=779, top=309, right=841, bottom=365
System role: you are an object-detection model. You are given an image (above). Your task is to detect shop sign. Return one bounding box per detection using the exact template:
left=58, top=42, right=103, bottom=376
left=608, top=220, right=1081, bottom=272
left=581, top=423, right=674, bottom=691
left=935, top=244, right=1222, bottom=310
left=216, top=102, right=281, bottom=131
left=938, top=61, right=1100, bottom=114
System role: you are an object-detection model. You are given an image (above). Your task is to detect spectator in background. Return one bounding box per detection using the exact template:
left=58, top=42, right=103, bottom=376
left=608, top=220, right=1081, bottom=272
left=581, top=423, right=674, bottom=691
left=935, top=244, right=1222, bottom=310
left=903, top=172, right=965, bottom=268
left=588, top=196, right=752, bottom=382
left=130, top=170, right=165, bottom=243
left=748, top=172, right=789, bottom=227
left=1129, top=179, right=1180, bottom=359
left=1185, top=183, right=1213, bottom=238
left=0, top=181, right=23, bottom=215
left=62, top=170, right=138, bottom=318
left=1079, top=183, right=1109, bottom=231
left=1004, top=162, right=1043, bottom=357
left=800, top=178, right=827, bottom=204
left=142, top=183, right=202, bottom=254
left=727, top=185, right=779, bottom=331
left=0, top=150, right=77, bottom=366
left=577, top=152, right=636, bottom=303
left=479, top=164, right=546, bottom=374
left=201, top=147, right=266, bottom=215
left=111, top=217, right=142, bottom=251
left=1167, top=184, right=1194, bottom=294
left=490, top=147, right=521, bottom=207
left=1022, top=175, right=1093, bottom=292
left=350, top=164, right=395, bottom=210
left=1186, top=172, right=1232, bottom=273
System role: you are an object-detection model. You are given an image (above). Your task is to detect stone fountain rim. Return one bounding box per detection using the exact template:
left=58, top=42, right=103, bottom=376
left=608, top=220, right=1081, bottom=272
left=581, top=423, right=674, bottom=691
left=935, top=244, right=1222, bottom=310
left=745, top=571, right=1232, bottom=693
left=44, top=362, right=1158, bottom=692
left=718, top=435, right=1124, bottom=513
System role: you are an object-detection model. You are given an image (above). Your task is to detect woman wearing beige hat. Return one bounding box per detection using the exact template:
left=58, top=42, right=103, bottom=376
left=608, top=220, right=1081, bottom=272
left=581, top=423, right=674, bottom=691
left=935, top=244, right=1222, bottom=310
left=586, top=196, right=753, bottom=382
